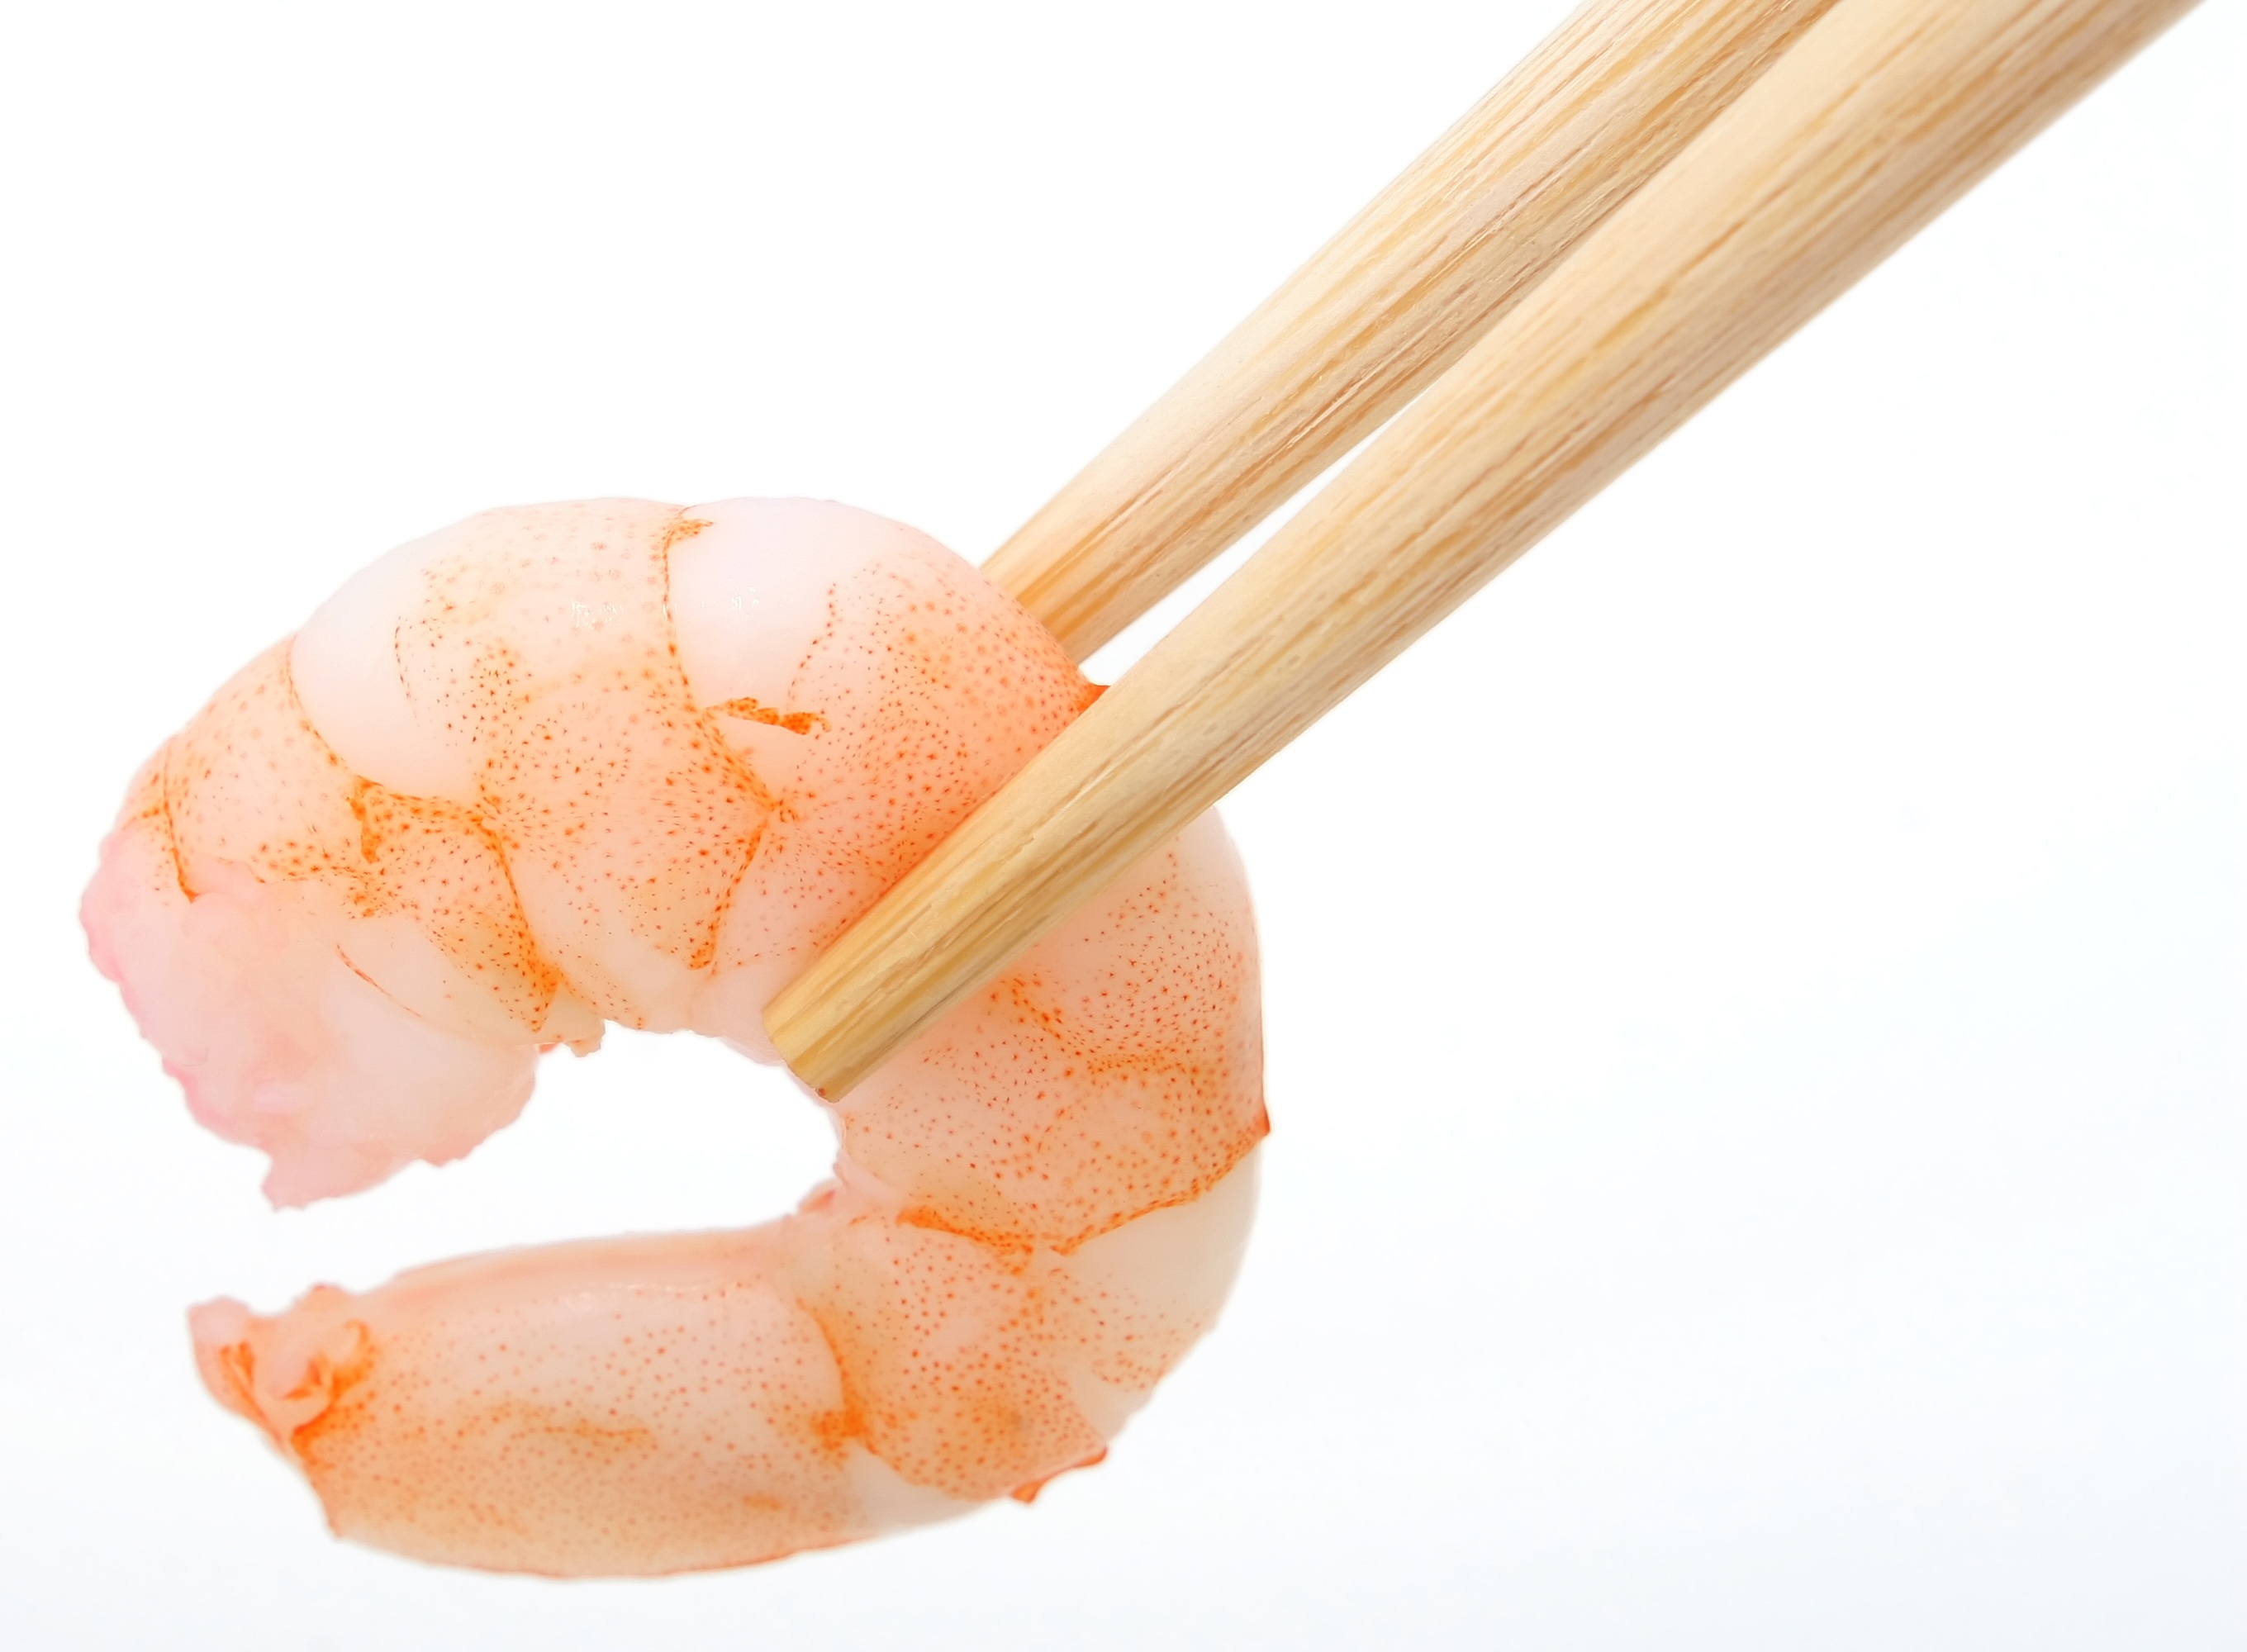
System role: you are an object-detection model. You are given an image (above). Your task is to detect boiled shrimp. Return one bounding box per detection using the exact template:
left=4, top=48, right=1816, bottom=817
left=80, top=498, right=1266, bottom=1575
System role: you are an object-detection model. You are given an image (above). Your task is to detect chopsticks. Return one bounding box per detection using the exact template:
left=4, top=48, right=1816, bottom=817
left=983, top=0, right=1842, bottom=662
left=767, top=0, right=2196, bottom=1100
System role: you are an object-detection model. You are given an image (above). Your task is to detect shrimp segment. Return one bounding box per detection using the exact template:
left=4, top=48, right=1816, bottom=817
left=78, top=657, right=550, bottom=1205
left=192, top=1151, right=1258, bottom=1576
left=84, top=498, right=1266, bottom=1574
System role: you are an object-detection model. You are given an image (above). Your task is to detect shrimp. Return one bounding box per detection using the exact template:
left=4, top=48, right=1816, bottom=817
left=80, top=497, right=1266, bottom=1576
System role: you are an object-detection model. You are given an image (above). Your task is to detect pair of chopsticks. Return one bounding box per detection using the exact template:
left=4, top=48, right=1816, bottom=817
left=767, top=0, right=2196, bottom=1099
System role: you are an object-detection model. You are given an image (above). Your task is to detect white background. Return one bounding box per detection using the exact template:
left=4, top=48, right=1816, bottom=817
left=0, top=2, right=2238, bottom=1647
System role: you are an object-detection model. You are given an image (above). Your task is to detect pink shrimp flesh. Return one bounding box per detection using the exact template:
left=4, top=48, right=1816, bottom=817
left=83, top=497, right=1266, bottom=1575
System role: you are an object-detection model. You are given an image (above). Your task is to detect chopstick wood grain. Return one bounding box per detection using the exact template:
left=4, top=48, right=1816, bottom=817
left=983, top=0, right=1842, bottom=663
left=772, top=0, right=2197, bottom=1099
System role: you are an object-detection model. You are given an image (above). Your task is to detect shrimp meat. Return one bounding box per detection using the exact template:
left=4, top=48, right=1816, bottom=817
left=83, top=498, right=1266, bottom=1575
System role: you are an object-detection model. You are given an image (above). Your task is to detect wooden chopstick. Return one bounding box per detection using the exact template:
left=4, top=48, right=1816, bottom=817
left=770, top=0, right=2197, bottom=1099
left=982, top=0, right=1841, bottom=663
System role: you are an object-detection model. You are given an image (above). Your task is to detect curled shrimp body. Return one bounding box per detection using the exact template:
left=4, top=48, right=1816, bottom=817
left=81, top=498, right=1266, bottom=1575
